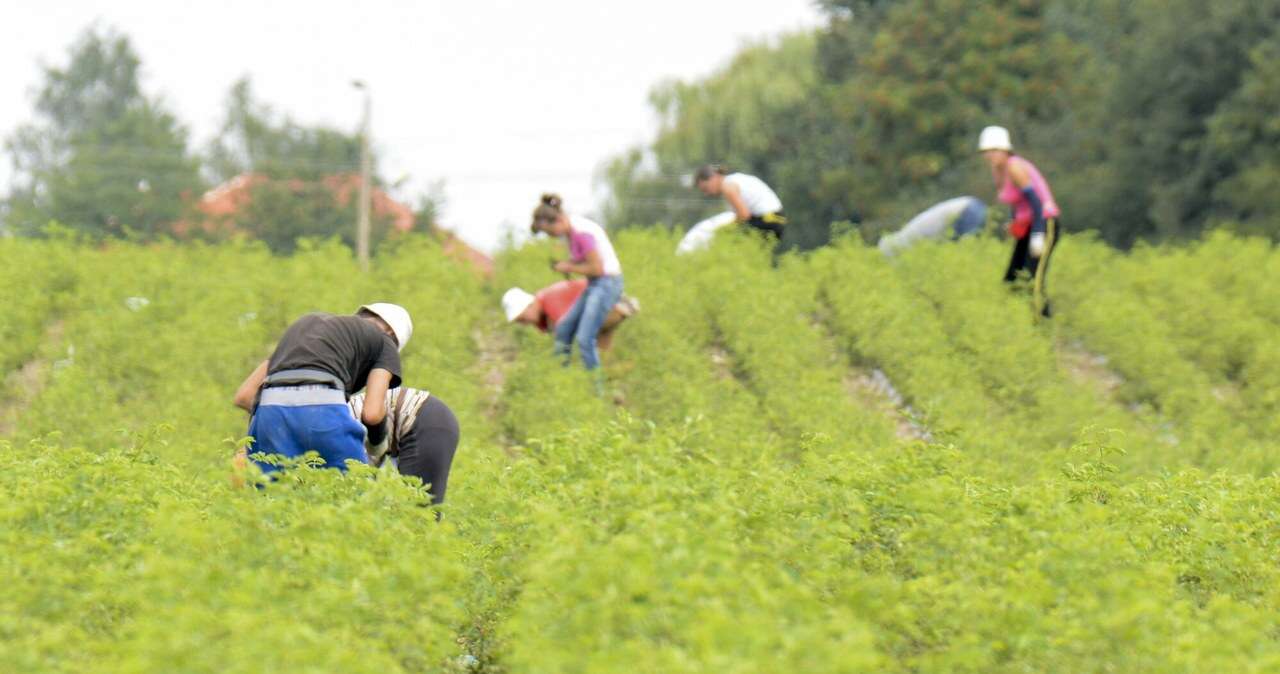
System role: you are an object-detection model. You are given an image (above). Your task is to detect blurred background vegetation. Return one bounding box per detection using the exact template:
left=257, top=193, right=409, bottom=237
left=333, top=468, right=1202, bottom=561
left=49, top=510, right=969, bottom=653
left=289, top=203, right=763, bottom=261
left=4, top=0, right=1280, bottom=252
left=601, top=0, right=1280, bottom=249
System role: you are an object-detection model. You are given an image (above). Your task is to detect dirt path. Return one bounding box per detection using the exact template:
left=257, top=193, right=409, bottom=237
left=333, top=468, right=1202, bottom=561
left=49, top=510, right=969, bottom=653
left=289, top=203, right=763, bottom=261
left=470, top=316, right=519, bottom=454
left=810, top=310, right=930, bottom=442
left=0, top=321, right=66, bottom=438
left=842, top=367, right=931, bottom=442
left=1057, top=339, right=1125, bottom=402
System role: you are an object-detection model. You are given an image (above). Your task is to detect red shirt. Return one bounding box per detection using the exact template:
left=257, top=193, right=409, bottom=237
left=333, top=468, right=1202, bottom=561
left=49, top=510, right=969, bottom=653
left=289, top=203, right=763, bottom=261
left=535, top=279, right=588, bottom=332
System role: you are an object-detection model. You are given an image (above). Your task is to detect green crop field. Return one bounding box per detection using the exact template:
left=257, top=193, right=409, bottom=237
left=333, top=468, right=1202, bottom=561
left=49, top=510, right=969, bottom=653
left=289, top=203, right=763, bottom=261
left=3, top=230, right=1279, bottom=673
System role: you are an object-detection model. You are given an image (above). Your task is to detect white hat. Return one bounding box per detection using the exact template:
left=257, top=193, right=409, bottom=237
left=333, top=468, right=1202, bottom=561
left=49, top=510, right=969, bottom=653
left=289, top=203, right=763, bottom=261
left=978, top=125, right=1013, bottom=152
left=358, top=302, right=413, bottom=351
left=502, top=288, right=536, bottom=323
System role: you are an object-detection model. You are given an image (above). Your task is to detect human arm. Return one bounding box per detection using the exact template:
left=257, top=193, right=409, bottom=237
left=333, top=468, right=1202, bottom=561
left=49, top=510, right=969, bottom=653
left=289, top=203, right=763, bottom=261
left=1007, top=160, right=1046, bottom=235
left=554, top=247, right=604, bottom=278
left=361, top=368, right=393, bottom=427
left=721, top=183, right=752, bottom=222
left=233, top=360, right=269, bottom=413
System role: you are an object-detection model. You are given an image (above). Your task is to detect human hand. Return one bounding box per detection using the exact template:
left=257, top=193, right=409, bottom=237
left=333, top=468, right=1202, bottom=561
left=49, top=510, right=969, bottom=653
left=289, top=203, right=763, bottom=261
left=554, top=261, right=573, bottom=274
left=1029, top=232, right=1046, bottom=257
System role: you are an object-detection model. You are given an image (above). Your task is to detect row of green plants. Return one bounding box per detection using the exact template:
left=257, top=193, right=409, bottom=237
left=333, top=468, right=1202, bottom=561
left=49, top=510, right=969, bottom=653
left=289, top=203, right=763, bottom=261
left=1052, top=235, right=1275, bottom=472
left=1, top=236, right=504, bottom=673
left=4, top=228, right=1280, bottom=671
left=1091, top=233, right=1280, bottom=441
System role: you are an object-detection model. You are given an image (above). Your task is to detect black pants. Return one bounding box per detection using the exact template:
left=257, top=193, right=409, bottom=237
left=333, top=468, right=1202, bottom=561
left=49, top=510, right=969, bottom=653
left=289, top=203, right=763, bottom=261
left=396, top=396, right=460, bottom=505
left=1003, top=218, right=1060, bottom=318
left=745, top=211, right=787, bottom=241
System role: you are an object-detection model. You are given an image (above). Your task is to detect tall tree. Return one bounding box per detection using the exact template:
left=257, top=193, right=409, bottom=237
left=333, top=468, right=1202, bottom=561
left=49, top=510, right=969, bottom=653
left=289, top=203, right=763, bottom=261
left=206, top=77, right=362, bottom=182
left=1205, top=31, right=1280, bottom=236
left=3, top=27, right=202, bottom=238
left=600, top=2, right=1090, bottom=249
left=201, top=77, right=402, bottom=254
left=599, top=34, right=834, bottom=248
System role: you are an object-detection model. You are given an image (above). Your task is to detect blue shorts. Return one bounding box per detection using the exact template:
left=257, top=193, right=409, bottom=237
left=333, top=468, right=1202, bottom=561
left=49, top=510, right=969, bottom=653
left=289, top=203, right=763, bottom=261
left=247, top=387, right=367, bottom=473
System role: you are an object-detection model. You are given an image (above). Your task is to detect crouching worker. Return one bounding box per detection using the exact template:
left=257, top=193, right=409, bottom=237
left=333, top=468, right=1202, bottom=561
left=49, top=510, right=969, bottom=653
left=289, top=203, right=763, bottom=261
left=348, top=387, right=459, bottom=507
left=232, top=303, right=412, bottom=475
left=501, top=279, right=639, bottom=352
left=693, top=164, right=787, bottom=241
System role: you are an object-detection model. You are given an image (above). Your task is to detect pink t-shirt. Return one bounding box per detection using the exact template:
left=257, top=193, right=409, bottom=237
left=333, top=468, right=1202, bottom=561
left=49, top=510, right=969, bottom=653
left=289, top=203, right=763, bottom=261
left=563, top=215, right=622, bottom=276
left=999, top=156, right=1060, bottom=239
left=569, top=230, right=596, bottom=262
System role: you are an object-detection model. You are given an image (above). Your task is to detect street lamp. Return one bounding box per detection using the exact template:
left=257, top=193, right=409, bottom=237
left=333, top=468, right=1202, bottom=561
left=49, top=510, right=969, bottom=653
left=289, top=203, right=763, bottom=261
left=352, top=79, right=372, bottom=271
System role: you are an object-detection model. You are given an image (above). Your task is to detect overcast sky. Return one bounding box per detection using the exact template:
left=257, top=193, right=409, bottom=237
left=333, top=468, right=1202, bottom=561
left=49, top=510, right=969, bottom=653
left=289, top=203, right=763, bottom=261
left=1, top=1, right=823, bottom=252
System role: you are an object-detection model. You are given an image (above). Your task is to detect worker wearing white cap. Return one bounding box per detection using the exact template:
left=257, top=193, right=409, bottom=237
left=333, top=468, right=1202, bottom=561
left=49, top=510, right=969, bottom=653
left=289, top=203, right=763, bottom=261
left=502, top=281, right=637, bottom=353
left=979, top=126, right=1062, bottom=318
left=232, top=303, right=412, bottom=474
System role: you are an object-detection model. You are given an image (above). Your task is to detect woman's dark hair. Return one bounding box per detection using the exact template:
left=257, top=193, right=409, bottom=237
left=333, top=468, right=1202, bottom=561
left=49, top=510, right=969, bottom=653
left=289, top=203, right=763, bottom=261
left=531, top=193, right=563, bottom=234
left=694, top=164, right=728, bottom=183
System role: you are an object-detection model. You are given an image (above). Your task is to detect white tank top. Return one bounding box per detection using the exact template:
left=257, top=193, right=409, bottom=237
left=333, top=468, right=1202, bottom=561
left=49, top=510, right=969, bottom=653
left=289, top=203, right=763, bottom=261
left=724, top=173, right=783, bottom=215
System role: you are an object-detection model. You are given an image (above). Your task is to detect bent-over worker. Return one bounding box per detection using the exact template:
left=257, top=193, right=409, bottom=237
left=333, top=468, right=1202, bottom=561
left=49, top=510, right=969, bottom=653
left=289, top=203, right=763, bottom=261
left=693, top=165, right=787, bottom=241
left=348, top=386, right=459, bottom=507
left=502, top=279, right=639, bottom=352
left=232, top=303, right=412, bottom=473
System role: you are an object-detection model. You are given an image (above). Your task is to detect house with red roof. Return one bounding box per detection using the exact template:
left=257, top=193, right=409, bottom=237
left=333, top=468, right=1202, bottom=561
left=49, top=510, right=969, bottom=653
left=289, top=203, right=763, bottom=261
left=177, top=172, right=492, bottom=276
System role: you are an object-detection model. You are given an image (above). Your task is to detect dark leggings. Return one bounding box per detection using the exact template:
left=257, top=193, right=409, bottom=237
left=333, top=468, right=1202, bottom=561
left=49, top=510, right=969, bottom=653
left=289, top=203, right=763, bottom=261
left=1003, top=218, right=1060, bottom=318
left=396, top=396, right=460, bottom=505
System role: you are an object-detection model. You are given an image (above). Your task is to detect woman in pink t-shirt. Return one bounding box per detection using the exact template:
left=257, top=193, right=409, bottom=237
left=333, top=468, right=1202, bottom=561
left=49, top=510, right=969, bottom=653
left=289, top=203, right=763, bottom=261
left=529, top=193, right=625, bottom=379
left=979, top=126, right=1062, bottom=318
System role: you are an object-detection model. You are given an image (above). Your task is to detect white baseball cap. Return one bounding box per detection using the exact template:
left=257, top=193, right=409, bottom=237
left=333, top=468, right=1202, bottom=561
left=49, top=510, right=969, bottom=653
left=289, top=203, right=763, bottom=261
left=978, top=125, right=1013, bottom=152
left=358, top=302, right=413, bottom=351
left=502, top=288, right=536, bottom=323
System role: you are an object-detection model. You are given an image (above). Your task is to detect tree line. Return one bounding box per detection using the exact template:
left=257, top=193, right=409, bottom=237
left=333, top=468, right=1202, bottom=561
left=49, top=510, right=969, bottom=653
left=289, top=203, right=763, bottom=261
left=7, top=3, right=1279, bottom=254
left=601, top=0, right=1280, bottom=249
left=1, top=27, right=441, bottom=253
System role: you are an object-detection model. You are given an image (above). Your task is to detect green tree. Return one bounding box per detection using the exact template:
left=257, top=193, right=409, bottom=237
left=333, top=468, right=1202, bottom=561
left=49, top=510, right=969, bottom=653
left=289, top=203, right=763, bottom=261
left=1204, top=31, right=1280, bottom=237
left=202, top=77, right=405, bottom=254
left=600, top=2, right=1090, bottom=249
left=599, top=34, right=833, bottom=248
left=206, top=77, right=362, bottom=182
left=3, top=27, right=203, bottom=238
left=1067, top=0, right=1280, bottom=245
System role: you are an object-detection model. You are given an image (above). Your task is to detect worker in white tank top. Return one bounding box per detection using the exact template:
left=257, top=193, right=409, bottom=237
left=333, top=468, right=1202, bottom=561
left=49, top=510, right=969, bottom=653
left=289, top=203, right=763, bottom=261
left=693, top=164, right=787, bottom=241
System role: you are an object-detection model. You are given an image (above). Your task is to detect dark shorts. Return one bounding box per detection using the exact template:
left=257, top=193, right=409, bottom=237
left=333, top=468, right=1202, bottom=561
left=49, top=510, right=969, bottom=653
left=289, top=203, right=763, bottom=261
left=745, top=211, right=787, bottom=241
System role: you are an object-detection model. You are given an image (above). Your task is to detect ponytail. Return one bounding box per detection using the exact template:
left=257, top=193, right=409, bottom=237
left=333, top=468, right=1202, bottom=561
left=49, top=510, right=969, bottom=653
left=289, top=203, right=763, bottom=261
left=531, top=192, right=564, bottom=233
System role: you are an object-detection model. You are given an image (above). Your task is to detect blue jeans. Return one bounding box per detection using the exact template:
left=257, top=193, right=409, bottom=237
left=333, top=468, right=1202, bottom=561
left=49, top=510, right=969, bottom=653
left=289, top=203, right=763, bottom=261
left=554, top=274, right=623, bottom=370
left=248, top=403, right=368, bottom=473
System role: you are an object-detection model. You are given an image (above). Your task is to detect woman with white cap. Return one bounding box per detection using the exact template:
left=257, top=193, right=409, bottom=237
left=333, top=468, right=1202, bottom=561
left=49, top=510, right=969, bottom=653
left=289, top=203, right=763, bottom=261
left=529, top=193, right=624, bottom=373
left=978, top=126, right=1062, bottom=317
left=502, top=280, right=637, bottom=352
left=232, top=303, right=412, bottom=474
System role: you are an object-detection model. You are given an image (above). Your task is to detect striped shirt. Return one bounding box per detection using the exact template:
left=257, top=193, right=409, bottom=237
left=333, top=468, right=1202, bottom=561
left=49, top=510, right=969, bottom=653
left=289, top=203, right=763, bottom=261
left=348, top=387, right=431, bottom=465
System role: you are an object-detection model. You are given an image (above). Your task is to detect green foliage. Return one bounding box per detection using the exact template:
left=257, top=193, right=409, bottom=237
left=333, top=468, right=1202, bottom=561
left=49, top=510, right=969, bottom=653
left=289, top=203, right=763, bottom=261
left=1205, top=31, right=1280, bottom=231
left=3, top=27, right=203, bottom=239
left=601, top=0, right=1280, bottom=247
left=206, top=77, right=363, bottom=183
left=6, top=221, right=1280, bottom=670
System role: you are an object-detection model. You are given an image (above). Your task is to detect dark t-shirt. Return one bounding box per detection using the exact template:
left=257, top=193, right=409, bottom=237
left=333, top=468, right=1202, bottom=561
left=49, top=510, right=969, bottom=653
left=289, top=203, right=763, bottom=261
left=267, top=313, right=402, bottom=395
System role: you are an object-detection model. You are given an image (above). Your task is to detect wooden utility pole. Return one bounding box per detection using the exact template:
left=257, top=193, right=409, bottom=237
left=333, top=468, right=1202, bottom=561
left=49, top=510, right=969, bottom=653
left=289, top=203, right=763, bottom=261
left=353, top=80, right=372, bottom=271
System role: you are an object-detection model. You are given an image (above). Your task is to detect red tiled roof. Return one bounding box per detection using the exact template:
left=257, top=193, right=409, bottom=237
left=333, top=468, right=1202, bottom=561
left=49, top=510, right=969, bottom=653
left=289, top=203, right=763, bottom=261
left=177, top=173, right=493, bottom=276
